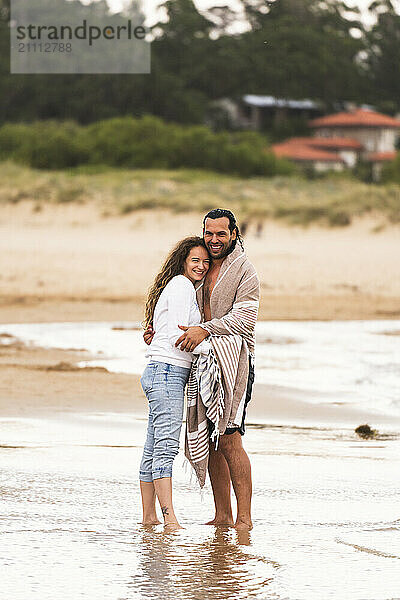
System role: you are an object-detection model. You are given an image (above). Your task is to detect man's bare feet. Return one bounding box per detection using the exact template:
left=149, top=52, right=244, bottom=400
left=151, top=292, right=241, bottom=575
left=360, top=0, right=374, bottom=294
left=205, top=516, right=234, bottom=526
left=234, top=519, right=253, bottom=531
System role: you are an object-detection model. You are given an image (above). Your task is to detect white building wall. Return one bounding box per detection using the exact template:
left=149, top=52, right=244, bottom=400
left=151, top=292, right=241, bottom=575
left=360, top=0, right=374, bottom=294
left=338, top=150, right=358, bottom=167
left=372, top=162, right=383, bottom=182
left=313, top=161, right=344, bottom=173
left=314, top=127, right=398, bottom=153
left=378, top=129, right=397, bottom=152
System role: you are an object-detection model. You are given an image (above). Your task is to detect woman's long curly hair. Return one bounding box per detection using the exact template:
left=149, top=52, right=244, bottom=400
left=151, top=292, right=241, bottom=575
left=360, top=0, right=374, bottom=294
left=143, top=236, right=209, bottom=329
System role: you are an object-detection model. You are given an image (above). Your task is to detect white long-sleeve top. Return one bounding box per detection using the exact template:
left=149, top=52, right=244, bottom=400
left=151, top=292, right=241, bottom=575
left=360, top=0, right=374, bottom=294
left=146, top=274, right=210, bottom=368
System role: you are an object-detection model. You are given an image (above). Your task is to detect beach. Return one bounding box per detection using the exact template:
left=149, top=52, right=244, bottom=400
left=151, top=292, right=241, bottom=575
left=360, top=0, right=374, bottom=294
left=1, top=333, right=400, bottom=600
left=1, top=322, right=400, bottom=599
left=1, top=201, right=400, bottom=324
left=2, top=0, right=400, bottom=591
left=1, top=327, right=400, bottom=428
left=1, top=202, right=400, bottom=599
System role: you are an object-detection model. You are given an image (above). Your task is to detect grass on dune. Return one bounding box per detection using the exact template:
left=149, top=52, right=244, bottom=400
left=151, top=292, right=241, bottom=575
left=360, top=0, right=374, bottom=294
left=1, top=161, right=399, bottom=227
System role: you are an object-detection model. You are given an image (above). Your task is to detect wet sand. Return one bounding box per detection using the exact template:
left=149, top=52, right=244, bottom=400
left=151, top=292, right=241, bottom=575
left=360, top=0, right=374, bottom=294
left=2, top=337, right=399, bottom=433
left=0, top=340, right=140, bottom=417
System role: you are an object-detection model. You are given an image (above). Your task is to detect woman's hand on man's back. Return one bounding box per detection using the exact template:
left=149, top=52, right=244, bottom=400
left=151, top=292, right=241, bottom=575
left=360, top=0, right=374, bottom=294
left=143, top=327, right=154, bottom=345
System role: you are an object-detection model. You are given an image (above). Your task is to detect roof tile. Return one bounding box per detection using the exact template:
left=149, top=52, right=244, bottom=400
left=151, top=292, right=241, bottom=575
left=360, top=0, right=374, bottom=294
left=272, top=141, right=344, bottom=162
left=365, top=151, right=397, bottom=162
left=310, top=108, right=400, bottom=129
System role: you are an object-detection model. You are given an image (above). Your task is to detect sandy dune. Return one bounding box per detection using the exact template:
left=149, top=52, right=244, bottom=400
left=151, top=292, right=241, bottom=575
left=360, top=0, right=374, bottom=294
left=1, top=201, right=400, bottom=323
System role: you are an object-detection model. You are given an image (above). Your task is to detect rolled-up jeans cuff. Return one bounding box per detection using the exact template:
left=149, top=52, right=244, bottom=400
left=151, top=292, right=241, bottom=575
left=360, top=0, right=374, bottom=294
left=139, top=471, right=154, bottom=483
left=152, top=468, right=172, bottom=480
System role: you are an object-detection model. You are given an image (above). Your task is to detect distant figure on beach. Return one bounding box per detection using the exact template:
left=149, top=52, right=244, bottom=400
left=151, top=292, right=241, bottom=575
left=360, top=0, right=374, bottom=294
left=240, top=220, right=249, bottom=236
left=139, top=237, right=211, bottom=529
left=144, top=209, right=259, bottom=530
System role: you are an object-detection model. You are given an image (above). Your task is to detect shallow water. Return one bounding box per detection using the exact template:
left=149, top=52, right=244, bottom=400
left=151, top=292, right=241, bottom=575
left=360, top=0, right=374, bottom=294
left=1, top=413, right=400, bottom=600
left=2, top=320, right=400, bottom=417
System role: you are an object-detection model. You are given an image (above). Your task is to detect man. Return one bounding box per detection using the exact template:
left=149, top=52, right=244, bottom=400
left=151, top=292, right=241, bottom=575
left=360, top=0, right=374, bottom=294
left=145, top=208, right=259, bottom=530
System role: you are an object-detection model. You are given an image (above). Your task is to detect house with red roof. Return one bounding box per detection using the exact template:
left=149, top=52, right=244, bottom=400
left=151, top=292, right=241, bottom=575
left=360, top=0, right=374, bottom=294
left=272, top=107, right=400, bottom=180
left=273, top=138, right=346, bottom=173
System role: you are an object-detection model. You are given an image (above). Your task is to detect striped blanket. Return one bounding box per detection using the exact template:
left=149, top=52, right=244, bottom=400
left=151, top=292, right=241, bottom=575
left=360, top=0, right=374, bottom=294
left=184, top=245, right=260, bottom=488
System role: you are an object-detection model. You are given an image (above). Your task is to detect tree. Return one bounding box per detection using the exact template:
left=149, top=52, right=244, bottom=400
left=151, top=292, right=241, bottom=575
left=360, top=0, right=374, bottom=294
left=0, top=0, right=392, bottom=128
left=364, top=0, right=400, bottom=111
left=237, top=0, right=367, bottom=104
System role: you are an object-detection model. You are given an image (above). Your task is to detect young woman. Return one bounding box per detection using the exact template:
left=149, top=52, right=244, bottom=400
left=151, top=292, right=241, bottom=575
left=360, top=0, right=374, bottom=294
left=139, top=237, right=211, bottom=529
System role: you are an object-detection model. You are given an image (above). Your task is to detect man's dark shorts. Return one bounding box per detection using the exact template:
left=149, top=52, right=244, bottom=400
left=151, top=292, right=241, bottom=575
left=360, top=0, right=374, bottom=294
left=208, top=355, right=255, bottom=437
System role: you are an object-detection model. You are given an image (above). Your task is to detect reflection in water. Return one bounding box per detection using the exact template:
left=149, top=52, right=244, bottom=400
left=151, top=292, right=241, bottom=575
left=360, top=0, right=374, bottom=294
left=132, top=527, right=276, bottom=600
left=1, top=414, right=400, bottom=600
left=133, top=527, right=175, bottom=599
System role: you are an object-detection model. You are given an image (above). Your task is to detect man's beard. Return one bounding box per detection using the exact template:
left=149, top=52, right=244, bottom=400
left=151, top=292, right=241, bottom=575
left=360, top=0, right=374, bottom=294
left=208, top=236, right=237, bottom=259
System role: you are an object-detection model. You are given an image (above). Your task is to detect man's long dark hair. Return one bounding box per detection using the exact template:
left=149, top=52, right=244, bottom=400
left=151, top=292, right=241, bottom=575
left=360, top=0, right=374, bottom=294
left=202, top=208, right=244, bottom=252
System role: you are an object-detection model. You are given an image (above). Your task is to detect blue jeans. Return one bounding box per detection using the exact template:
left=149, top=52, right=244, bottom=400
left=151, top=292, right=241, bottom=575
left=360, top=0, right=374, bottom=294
left=139, top=361, right=190, bottom=482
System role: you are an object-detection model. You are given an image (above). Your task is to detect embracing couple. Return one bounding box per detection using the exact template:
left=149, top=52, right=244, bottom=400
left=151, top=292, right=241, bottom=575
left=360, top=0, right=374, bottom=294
left=139, top=208, right=260, bottom=531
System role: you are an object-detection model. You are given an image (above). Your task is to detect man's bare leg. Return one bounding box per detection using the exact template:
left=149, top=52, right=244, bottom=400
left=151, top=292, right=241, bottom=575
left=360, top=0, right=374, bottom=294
left=218, top=432, right=252, bottom=530
left=140, top=481, right=161, bottom=525
left=206, top=440, right=234, bottom=526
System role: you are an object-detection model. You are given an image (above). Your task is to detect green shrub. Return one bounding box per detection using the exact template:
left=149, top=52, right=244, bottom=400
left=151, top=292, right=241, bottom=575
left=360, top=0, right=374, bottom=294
left=0, top=121, right=89, bottom=169
left=381, top=153, right=400, bottom=184
left=0, top=123, right=36, bottom=161
left=85, top=115, right=176, bottom=169
left=0, top=116, right=296, bottom=177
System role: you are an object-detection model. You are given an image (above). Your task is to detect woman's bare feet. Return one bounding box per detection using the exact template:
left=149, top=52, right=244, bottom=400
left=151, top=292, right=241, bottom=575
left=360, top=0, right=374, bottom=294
left=141, top=518, right=162, bottom=526
left=164, top=521, right=184, bottom=531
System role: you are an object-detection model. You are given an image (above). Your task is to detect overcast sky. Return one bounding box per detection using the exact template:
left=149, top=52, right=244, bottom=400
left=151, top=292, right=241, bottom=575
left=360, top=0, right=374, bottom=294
left=107, top=0, right=400, bottom=26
